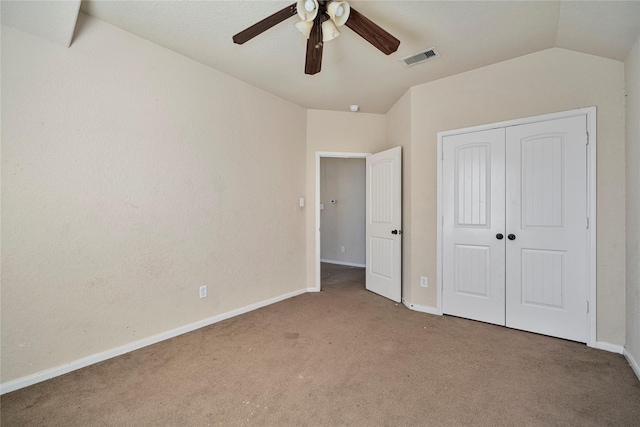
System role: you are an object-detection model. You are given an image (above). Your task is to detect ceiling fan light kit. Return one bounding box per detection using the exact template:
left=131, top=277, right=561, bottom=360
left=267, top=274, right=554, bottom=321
left=233, top=1, right=400, bottom=75
left=321, top=19, right=340, bottom=42
left=295, top=20, right=314, bottom=39
left=327, top=2, right=350, bottom=26
left=297, top=0, right=319, bottom=21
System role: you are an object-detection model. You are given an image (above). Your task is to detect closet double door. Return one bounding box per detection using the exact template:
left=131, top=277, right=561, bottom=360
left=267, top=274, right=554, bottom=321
left=442, top=115, right=588, bottom=343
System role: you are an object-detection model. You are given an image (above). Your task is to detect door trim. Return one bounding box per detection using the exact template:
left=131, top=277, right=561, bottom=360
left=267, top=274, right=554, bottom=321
left=436, top=107, right=597, bottom=347
left=314, top=151, right=370, bottom=292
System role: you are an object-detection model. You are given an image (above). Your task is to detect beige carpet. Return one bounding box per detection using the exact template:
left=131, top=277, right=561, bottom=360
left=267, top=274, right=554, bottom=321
left=2, top=263, right=640, bottom=426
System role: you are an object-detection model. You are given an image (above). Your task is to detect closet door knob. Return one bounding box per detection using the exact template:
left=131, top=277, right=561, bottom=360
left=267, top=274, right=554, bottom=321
left=496, top=233, right=504, bottom=240
left=508, top=234, right=516, bottom=240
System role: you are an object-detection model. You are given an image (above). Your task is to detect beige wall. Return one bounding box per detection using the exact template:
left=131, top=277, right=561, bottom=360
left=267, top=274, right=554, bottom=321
left=399, top=48, right=626, bottom=345
left=385, top=91, right=412, bottom=303
left=2, top=14, right=633, bottom=389
left=306, top=110, right=387, bottom=288
left=320, top=158, right=366, bottom=266
left=625, top=36, right=640, bottom=368
left=1, top=14, right=307, bottom=383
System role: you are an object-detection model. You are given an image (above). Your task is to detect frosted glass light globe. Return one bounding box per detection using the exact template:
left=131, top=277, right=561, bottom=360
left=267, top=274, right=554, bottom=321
left=305, top=0, right=316, bottom=12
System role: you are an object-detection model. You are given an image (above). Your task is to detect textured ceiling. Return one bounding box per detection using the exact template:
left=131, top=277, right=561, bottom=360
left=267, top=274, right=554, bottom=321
left=4, top=1, right=640, bottom=114
left=1, top=0, right=81, bottom=47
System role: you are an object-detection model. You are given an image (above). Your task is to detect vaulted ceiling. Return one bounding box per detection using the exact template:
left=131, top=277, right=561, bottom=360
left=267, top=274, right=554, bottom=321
left=3, top=1, right=640, bottom=113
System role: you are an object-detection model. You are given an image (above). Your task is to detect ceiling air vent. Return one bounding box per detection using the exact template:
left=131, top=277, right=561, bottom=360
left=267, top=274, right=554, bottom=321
left=400, top=48, right=440, bottom=67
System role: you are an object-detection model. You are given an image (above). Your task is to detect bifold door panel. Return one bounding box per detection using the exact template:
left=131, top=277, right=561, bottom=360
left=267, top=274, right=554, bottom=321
left=442, top=116, right=588, bottom=342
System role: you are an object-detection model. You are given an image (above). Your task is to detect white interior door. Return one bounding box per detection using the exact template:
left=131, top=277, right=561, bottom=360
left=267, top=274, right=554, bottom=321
left=366, top=146, right=402, bottom=302
left=505, top=116, right=588, bottom=342
left=442, top=128, right=506, bottom=325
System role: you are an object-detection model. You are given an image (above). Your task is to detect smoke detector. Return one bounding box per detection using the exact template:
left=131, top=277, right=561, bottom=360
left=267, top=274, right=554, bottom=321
left=400, top=48, right=440, bottom=67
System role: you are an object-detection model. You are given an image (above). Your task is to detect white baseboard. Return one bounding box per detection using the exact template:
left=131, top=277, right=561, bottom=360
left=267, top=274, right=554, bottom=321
left=0, top=288, right=307, bottom=395
left=404, top=301, right=441, bottom=315
left=320, top=259, right=366, bottom=268
left=624, top=348, right=640, bottom=381
left=594, top=341, right=624, bottom=354
left=307, top=287, right=320, bottom=292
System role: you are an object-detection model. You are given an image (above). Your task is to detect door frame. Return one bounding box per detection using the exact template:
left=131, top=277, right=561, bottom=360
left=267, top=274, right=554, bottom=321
left=436, top=107, right=597, bottom=347
left=314, top=151, right=370, bottom=291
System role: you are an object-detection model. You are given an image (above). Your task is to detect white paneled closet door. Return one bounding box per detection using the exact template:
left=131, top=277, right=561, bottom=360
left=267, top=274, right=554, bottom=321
left=442, top=128, right=506, bottom=325
left=442, top=115, right=589, bottom=343
left=505, top=116, right=588, bottom=342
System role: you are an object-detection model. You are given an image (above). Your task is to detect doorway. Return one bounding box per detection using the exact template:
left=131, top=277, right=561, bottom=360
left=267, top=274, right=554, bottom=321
left=315, top=152, right=369, bottom=292
left=320, top=157, right=366, bottom=268
left=315, top=148, right=403, bottom=303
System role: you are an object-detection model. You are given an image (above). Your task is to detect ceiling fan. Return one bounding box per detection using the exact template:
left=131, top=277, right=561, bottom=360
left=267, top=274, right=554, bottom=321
left=232, top=0, right=400, bottom=75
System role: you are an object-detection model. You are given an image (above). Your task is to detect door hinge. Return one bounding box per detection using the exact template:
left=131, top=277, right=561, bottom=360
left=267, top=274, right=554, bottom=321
left=586, top=132, right=589, bottom=145
left=586, top=301, right=590, bottom=313
left=441, top=150, right=444, bottom=161
left=586, top=217, right=590, bottom=229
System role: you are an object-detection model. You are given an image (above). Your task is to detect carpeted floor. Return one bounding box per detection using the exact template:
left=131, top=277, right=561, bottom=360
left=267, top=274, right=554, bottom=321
left=2, top=263, right=640, bottom=426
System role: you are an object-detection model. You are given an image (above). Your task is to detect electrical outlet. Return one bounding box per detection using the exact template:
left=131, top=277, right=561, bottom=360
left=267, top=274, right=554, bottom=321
left=420, top=277, right=428, bottom=288
left=199, top=285, right=207, bottom=298
left=341, top=246, right=346, bottom=253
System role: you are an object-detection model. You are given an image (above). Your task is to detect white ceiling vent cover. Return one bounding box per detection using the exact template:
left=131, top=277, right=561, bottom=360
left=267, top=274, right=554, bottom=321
left=400, top=48, right=440, bottom=66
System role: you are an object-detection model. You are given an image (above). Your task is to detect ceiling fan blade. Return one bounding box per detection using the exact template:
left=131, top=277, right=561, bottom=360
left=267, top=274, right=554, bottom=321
left=345, top=7, right=400, bottom=55
left=233, top=3, right=297, bottom=45
left=305, top=17, right=324, bottom=75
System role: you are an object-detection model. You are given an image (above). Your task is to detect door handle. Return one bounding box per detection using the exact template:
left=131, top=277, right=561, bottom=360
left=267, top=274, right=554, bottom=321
left=508, top=234, right=516, bottom=240
left=391, top=230, right=403, bottom=235
left=496, top=233, right=504, bottom=240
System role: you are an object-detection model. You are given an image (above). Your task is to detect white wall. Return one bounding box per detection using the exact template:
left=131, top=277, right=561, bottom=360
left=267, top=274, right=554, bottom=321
left=388, top=48, right=626, bottom=345
left=320, top=158, right=365, bottom=266
left=625, top=36, right=640, bottom=373
left=1, top=14, right=307, bottom=383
